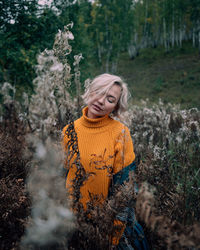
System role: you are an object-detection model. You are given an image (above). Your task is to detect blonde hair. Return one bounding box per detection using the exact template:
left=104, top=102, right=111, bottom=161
left=82, top=73, right=130, bottom=118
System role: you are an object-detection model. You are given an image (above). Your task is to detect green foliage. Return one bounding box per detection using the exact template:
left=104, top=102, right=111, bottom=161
left=116, top=43, right=200, bottom=109
left=0, top=0, right=62, bottom=99
left=153, top=76, right=166, bottom=93
left=89, top=0, right=134, bottom=71
left=1, top=0, right=200, bottom=106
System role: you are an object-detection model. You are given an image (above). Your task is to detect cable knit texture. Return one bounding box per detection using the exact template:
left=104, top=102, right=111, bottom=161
left=63, top=106, right=135, bottom=244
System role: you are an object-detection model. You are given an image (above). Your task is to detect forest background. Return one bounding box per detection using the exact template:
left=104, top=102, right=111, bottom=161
left=0, top=0, right=200, bottom=249
left=1, top=0, right=200, bottom=108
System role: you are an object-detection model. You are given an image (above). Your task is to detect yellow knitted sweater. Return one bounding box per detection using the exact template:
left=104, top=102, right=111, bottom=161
left=63, top=106, right=135, bottom=206
left=63, top=106, right=135, bottom=244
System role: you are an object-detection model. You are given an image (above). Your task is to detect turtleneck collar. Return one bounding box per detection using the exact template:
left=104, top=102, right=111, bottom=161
left=80, top=106, right=112, bottom=128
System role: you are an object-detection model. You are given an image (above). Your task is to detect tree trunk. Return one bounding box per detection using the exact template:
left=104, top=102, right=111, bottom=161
left=179, top=17, right=183, bottom=48
left=111, top=59, right=118, bottom=73
left=96, top=29, right=102, bottom=64
left=105, top=45, right=112, bottom=72
left=198, top=28, right=200, bottom=55
left=128, top=44, right=137, bottom=59
left=179, top=28, right=182, bottom=47
left=192, top=27, right=196, bottom=47
left=128, top=31, right=140, bottom=59
left=105, top=12, right=111, bottom=72
left=171, top=0, right=175, bottom=48
left=143, top=0, right=148, bottom=47
left=163, top=17, right=167, bottom=50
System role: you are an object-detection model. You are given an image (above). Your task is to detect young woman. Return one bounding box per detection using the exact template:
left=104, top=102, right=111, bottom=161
left=63, top=73, right=149, bottom=249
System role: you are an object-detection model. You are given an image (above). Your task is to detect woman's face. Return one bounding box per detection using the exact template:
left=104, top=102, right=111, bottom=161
left=87, top=84, right=121, bottom=119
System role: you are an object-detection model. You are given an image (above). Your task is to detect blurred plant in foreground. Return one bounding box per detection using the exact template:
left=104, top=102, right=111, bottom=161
left=21, top=137, right=75, bottom=249
left=20, top=24, right=82, bottom=249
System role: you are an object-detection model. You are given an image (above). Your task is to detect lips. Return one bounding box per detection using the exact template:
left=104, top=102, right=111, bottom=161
left=92, top=104, right=103, bottom=111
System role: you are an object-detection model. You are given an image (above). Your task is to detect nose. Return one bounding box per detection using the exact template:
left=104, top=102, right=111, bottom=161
left=97, top=95, right=105, bottom=105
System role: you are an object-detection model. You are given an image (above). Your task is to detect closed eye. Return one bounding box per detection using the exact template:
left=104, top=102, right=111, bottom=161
left=107, top=96, right=116, bottom=103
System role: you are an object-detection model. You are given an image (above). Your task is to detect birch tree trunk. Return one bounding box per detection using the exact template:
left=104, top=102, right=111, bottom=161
left=128, top=44, right=137, bottom=59
left=175, top=32, right=179, bottom=46
left=171, top=0, right=175, bottom=48
left=128, top=31, right=140, bottom=59
left=96, top=29, right=102, bottom=64
left=192, top=26, right=196, bottom=47
left=111, top=56, right=118, bottom=73
left=105, top=12, right=111, bottom=72
left=105, top=44, right=112, bottom=72
left=198, top=25, right=200, bottom=55
left=142, top=0, right=148, bottom=48
left=179, top=17, right=183, bottom=48
left=163, top=17, right=167, bottom=50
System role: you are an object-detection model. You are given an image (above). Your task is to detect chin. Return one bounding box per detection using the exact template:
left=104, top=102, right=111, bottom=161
left=93, top=111, right=105, bottom=118
left=93, top=112, right=103, bottom=117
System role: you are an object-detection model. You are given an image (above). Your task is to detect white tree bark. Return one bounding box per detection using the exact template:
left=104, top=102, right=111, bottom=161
left=105, top=44, right=112, bottom=72
left=105, top=12, right=111, bottom=72
left=163, top=17, right=167, bottom=50
left=96, top=29, right=102, bottom=64
left=198, top=25, right=200, bottom=55
left=192, top=27, right=196, bottom=47
left=142, top=0, right=149, bottom=47
left=171, top=0, right=175, bottom=48
left=128, top=44, right=137, bottom=59
left=111, top=59, right=118, bottom=73
left=127, top=31, right=140, bottom=59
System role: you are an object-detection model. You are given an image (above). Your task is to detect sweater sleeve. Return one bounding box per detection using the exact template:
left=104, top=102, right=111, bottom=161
left=113, top=125, right=135, bottom=174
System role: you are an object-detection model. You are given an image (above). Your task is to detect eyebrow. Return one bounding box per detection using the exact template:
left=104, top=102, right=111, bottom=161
left=107, top=95, right=116, bottom=100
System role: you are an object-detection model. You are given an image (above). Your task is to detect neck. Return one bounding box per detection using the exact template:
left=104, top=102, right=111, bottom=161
left=87, top=109, right=102, bottom=119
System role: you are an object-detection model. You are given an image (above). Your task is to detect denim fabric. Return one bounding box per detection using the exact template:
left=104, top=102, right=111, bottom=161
left=111, top=161, right=149, bottom=250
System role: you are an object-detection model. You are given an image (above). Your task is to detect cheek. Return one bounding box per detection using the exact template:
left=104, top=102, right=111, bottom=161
left=87, top=95, right=96, bottom=105
left=106, top=102, right=117, bottom=111
left=110, top=101, right=119, bottom=112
